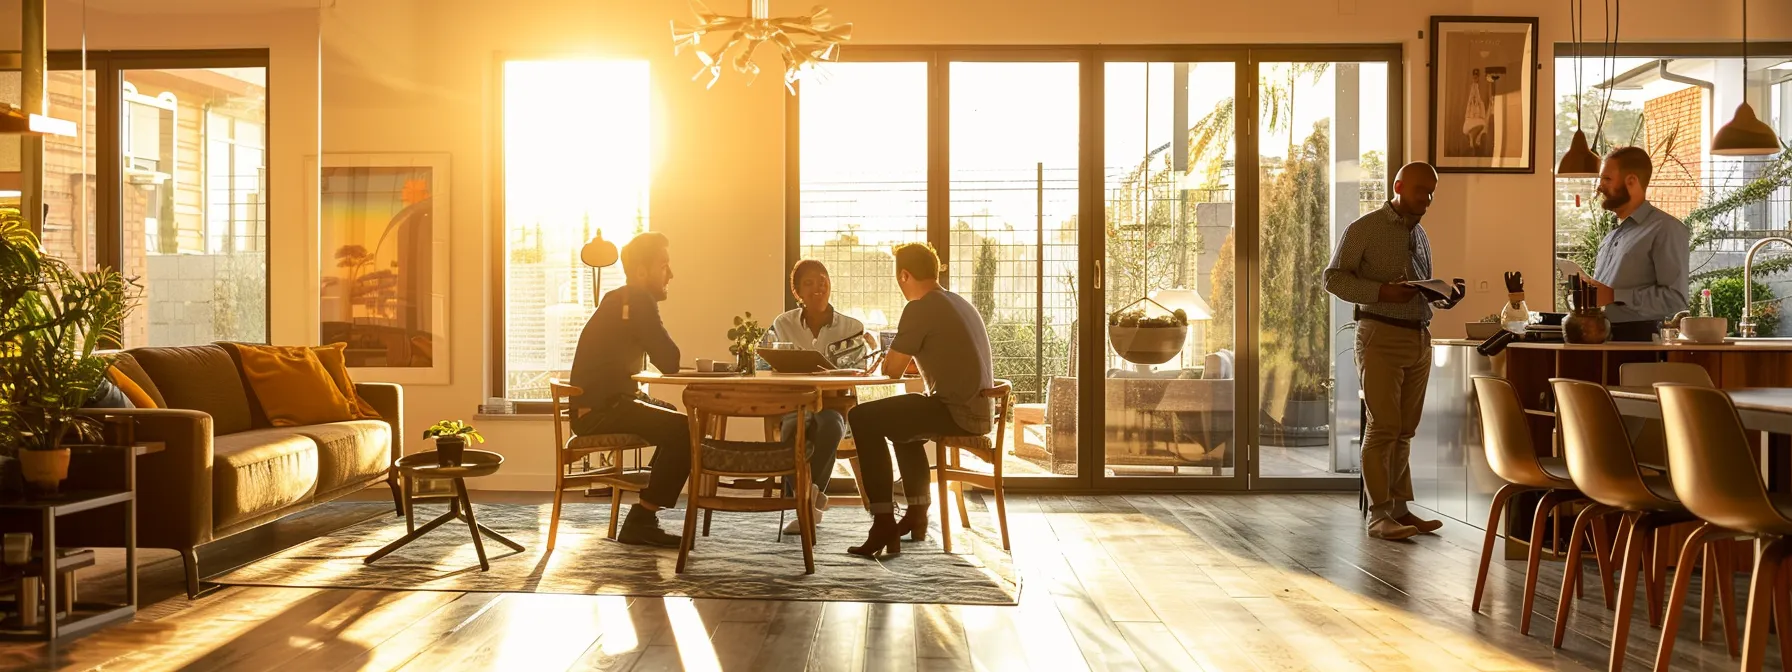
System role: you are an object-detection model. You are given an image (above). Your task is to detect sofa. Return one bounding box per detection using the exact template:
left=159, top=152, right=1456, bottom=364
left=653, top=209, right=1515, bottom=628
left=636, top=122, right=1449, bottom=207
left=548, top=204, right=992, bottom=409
left=67, top=343, right=403, bottom=597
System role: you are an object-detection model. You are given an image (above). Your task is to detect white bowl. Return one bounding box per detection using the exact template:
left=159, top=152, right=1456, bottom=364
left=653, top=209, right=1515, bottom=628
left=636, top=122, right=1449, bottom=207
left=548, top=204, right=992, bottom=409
left=1679, top=316, right=1729, bottom=343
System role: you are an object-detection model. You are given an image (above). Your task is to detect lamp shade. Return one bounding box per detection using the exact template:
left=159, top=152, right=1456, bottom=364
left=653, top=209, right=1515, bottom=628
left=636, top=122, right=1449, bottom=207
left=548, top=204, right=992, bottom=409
left=1555, top=129, right=1602, bottom=178
left=1711, top=102, right=1782, bottom=156
left=1149, top=287, right=1212, bottom=321
left=581, top=236, right=619, bottom=268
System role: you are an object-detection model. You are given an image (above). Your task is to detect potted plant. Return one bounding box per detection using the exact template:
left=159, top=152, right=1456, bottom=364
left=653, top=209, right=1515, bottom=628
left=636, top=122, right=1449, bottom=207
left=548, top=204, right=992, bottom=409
left=726, top=312, right=768, bottom=375
left=0, top=207, right=135, bottom=495
left=422, top=419, right=483, bottom=466
left=1107, top=298, right=1189, bottom=365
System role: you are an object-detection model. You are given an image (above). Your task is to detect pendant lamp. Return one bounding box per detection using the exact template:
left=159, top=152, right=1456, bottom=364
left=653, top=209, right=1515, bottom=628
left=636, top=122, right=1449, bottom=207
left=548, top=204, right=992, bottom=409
left=1556, top=0, right=1602, bottom=177
left=1712, top=0, right=1782, bottom=156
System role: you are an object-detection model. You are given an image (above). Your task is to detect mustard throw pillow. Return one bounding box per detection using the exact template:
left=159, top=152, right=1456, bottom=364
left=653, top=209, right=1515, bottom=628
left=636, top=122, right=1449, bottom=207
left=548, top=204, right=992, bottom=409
left=312, top=343, right=382, bottom=419
left=105, top=366, right=158, bottom=408
left=235, top=345, right=356, bottom=427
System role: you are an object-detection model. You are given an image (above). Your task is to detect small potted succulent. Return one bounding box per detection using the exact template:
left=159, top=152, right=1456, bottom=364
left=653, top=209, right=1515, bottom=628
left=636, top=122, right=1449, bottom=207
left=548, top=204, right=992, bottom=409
left=422, top=420, right=483, bottom=466
left=726, top=312, right=768, bottom=375
left=1107, top=297, right=1190, bottom=365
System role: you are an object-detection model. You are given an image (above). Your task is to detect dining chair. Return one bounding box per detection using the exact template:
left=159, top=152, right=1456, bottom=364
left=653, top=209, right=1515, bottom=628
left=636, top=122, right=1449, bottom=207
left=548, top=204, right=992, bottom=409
left=1618, top=362, right=1714, bottom=473
left=679, top=384, right=822, bottom=574
left=932, top=380, right=1015, bottom=553
left=1550, top=379, right=1703, bottom=670
left=1470, top=376, right=1592, bottom=619
left=1657, top=383, right=1792, bottom=672
left=548, top=380, right=654, bottom=548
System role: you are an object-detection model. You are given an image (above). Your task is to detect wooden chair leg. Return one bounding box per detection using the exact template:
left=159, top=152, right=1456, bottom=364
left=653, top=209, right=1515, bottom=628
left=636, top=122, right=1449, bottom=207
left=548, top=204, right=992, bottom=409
left=1521, top=490, right=1566, bottom=635
left=954, top=482, right=971, bottom=531
left=1719, top=540, right=1741, bottom=657
left=1742, top=539, right=1790, bottom=672
left=992, top=457, right=1010, bottom=552
left=1701, top=544, right=1718, bottom=644
left=937, top=443, right=953, bottom=554
left=607, top=488, right=623, bottom=540
left=1611, top=514, right=1646, bottom=672
left=797, top=473, right=815, bottom=575
left=1592, top=512, right=1617, bottom=610
left=1643, top=525, right=1664, bottom=628
left=1775, top=554, right=1792, bottom=671
left=1474, top=483, right=1525, bottom=613
left=676, top=495, right=702, bottom=574
left=702, top=475, right=716, bottom=537
left=548, top=473, right=566, bottom=551
left=1654, top=523, right=1718, bottom=671
left=1553, top=503, right=1606, bottom=648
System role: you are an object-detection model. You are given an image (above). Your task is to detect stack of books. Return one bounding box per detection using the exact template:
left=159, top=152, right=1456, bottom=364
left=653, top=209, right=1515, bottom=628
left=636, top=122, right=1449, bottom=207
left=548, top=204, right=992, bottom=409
left=478, top=398, right=514, bottom=415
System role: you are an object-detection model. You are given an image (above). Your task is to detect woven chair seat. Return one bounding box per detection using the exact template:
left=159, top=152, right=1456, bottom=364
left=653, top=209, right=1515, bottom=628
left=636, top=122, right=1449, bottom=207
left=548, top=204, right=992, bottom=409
left=566, top=433, right=651, bottom=450
left=939, top=434, right=996, bottom=461
left=700, top=439, right=810, bottom=475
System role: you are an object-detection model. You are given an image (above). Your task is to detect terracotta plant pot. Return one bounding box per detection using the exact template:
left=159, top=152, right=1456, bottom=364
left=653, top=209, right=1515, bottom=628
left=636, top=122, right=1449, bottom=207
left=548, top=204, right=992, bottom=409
left=435, top=436, right=466, bottom=467
left=1108, top=324, right=1189, bottom=365
left=20, top=448, right=71, bottom=496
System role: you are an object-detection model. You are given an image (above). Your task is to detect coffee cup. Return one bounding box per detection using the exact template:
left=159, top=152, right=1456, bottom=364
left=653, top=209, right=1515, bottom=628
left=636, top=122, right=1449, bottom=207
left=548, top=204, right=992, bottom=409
left=696, top=358, right=714, bottom=372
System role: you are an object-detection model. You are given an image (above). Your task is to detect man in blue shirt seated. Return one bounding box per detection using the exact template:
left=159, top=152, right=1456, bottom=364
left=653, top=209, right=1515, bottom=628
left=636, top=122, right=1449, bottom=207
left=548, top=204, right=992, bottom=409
left=568, top=232, right=689, bottom=547
left=1584, top=146, right=1690, bottom=341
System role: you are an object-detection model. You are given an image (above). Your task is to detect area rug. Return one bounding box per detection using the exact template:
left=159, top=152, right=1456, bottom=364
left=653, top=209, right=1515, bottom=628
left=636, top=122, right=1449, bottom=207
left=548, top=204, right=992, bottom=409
left=209, top=499, right=1019, bottom=605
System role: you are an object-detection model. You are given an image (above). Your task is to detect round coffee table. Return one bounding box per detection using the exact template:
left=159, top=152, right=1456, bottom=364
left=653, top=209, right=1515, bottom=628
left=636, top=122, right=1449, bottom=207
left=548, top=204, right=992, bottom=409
left=365, top=449, right=525, bottom=571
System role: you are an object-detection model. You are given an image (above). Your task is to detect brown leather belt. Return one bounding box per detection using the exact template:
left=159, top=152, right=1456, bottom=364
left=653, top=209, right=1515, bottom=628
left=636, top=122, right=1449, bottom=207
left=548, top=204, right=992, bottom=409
left=1354, top=308, right=1429, bottom=331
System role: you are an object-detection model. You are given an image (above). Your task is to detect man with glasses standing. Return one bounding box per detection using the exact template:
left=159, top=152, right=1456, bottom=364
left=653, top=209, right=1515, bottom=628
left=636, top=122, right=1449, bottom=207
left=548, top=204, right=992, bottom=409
left=1324, top=162, right=1464, bottom=541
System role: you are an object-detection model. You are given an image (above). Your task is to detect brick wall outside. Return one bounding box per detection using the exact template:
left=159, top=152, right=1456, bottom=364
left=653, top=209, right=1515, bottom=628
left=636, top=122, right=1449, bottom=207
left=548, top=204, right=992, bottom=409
left=1642, top=86, right=1704, bottom=220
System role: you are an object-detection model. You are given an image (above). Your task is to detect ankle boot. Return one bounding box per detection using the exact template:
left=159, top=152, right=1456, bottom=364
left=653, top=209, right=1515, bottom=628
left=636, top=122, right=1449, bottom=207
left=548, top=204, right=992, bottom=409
left=617, top=504, right=681, bottom=548
left=898, top=503, right=930, bottom=541
left=848, top=513, right=903, bottom=557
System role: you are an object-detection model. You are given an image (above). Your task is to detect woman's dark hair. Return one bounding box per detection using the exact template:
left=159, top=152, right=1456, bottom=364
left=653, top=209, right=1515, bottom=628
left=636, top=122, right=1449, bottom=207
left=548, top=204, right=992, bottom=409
left=790, top=259, right=829, bottom=295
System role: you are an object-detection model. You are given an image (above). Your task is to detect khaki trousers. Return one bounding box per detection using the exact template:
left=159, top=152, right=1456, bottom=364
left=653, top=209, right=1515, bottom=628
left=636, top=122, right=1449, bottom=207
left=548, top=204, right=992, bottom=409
left=1354, top=319, right=1431, bottom=513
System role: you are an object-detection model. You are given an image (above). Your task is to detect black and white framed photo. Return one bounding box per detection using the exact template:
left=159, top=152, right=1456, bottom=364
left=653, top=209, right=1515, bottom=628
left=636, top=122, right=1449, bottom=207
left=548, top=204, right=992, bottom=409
left=1428, top=16, right=1540, bottom=173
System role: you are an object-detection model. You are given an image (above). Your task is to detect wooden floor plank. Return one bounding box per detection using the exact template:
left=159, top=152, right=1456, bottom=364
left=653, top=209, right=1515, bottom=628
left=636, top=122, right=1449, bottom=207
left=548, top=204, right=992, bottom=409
left=0, top=493, right=1780, bottom=672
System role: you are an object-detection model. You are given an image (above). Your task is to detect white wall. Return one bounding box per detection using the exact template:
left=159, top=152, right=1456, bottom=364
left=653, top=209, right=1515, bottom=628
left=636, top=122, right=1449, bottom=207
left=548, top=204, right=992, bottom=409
left=12, top=0, right=1792, bottom=489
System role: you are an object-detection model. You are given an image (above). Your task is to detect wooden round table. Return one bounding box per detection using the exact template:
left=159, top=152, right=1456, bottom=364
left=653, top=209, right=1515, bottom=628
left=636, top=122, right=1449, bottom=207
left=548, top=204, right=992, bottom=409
left=366, top=449, right=525, bottom=571
left=632, top=371, right=906, bottom=391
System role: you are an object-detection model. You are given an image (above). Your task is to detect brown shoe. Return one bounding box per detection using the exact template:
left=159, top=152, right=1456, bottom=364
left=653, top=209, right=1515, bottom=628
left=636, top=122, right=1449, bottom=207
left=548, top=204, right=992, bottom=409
left=1367, top=517, right=1419, bottom=540
left=1396, top=513, right=1443, bottom=534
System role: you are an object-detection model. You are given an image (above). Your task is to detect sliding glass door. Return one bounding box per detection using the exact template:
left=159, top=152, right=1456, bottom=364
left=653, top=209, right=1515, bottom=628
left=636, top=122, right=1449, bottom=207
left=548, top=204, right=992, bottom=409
left=790, top=46, right=1400, bottom=492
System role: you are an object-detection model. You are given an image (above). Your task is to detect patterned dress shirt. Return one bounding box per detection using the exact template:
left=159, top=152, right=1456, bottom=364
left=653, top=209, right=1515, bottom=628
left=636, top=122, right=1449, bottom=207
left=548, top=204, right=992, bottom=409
left=1324, top=201, right=1434, bottom=323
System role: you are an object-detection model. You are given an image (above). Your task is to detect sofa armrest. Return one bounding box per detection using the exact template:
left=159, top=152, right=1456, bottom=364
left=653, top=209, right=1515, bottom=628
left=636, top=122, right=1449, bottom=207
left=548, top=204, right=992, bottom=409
left=356, top=382, right=404, bottom=462
left=75, top=408, right=215, bottom=549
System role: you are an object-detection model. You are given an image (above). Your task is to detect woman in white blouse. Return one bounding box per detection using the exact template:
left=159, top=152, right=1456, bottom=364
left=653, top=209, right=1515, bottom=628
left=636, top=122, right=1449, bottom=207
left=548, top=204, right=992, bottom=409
left=767, top=260, right=878, bottom=532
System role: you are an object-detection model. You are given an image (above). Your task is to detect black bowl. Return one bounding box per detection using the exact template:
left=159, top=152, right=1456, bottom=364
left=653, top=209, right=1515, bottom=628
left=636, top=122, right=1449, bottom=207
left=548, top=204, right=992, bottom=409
left=1536, top=312, right=1568, bottom=326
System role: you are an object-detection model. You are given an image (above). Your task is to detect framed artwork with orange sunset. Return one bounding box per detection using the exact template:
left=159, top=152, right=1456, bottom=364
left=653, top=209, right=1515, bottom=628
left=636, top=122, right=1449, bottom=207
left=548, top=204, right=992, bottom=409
left=312, top=153, right=451, bottom=384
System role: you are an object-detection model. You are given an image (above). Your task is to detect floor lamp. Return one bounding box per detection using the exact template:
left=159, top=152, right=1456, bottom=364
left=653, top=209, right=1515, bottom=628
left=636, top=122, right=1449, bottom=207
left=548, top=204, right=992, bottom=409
left=581, top=232, right=620, bottom=302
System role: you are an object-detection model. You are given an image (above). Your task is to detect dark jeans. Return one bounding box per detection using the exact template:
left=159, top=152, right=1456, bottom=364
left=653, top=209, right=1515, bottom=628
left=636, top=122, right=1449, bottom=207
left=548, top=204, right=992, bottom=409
left=847, top=393, right=968, bottom=514
left=571, top=399, right=691, bottom=509
left=779, top=408, right=846, bottom=495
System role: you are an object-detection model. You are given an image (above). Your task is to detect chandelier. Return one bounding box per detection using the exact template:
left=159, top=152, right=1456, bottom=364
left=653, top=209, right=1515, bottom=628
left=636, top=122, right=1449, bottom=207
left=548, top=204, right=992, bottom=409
left=670, top=0, right=853, bottom=94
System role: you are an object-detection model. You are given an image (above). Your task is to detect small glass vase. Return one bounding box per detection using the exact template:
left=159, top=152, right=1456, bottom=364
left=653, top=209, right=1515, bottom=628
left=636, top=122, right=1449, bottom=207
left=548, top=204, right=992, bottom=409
left=736, top=349, right=757, bottom=376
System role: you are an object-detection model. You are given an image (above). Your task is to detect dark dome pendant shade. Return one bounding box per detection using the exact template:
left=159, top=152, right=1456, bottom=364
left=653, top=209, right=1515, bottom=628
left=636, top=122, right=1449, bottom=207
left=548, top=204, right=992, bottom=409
left=1556, top=129, right=1602, bottom=177
left=1711, top=0, right=1781, bottom=157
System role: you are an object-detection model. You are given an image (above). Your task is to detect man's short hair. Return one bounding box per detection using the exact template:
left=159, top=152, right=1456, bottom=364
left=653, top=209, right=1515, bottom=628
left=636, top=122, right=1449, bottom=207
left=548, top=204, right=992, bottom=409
left=621, top=232, right=670, bottom=279
left=892, top=242, right=940, bottom=281
left=1606, top=146, right=1653, bottom=188
left=790, top=259, right=828, bottom=294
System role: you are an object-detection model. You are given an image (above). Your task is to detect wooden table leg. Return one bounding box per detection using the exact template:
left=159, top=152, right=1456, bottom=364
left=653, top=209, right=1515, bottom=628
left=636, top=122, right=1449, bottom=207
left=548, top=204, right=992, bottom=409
left=455, top=479, right=490, bottom=571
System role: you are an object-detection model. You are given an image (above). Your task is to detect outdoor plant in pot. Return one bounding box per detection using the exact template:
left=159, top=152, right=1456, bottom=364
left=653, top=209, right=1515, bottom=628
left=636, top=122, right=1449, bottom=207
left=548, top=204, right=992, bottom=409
left=0, top=207, right=135, bottom=496
left=727, top=312, right=767, bottom=375
left=422, top=420, right=483, bottom=466
left=1107, top=298, right=1190, bottom=365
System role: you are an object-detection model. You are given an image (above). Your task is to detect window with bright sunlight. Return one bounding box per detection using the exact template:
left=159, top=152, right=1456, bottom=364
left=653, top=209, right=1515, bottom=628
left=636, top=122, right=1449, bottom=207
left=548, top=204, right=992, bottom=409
left=502, top=60, right=650, bottom=401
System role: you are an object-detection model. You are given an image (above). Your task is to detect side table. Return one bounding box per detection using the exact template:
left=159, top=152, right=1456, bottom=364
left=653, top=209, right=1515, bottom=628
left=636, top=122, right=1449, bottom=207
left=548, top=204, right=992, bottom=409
left=367, top=449, right=524, bottom=571
left=0, top=486, right=135, bottom=641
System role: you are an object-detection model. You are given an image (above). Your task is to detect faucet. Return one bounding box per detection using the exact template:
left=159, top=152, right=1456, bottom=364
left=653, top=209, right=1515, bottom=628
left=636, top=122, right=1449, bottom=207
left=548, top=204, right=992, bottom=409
left=1739, top=237, right=1792, bottom=338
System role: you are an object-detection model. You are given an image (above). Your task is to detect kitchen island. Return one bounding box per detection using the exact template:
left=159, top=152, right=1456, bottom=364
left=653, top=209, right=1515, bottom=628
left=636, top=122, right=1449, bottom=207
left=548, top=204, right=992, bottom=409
left=1416, top=338, right=1792, bottom=554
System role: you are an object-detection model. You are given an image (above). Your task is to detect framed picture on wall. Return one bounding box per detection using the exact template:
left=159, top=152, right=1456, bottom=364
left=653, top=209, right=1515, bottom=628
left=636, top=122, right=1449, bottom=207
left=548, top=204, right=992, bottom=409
left=1428, top=16, right=1539, bottom=173
left=310, top=153, right=451, bottom=384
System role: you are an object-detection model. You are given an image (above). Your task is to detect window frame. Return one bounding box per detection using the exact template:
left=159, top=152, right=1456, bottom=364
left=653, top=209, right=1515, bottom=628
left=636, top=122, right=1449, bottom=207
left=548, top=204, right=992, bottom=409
left=7, top=48, right=273, bottom=346
left=489, top=54, right=654, bottom=413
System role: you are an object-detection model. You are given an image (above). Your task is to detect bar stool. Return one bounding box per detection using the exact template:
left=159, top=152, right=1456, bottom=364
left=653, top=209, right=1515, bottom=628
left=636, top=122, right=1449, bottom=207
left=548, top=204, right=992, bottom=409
left=1657, top=383, right=1792, bottom=672
left=1550, top=379, right=1699, bottom=669
left=1470, top=376, right=1592, bottom=618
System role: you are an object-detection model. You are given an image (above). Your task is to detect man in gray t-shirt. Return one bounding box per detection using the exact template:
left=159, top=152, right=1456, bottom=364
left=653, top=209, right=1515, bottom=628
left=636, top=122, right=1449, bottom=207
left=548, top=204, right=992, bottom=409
left=845, top=243, right=996, bottom=558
